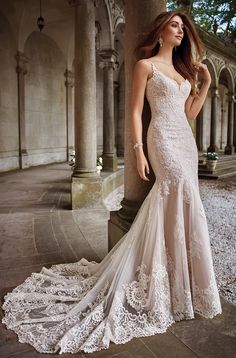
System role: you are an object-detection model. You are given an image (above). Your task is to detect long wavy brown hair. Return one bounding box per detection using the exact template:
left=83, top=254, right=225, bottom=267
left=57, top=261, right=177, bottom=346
left=134, top=11, right=205, bottom=95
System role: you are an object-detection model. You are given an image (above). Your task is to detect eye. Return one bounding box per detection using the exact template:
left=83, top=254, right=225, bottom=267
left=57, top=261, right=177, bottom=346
left=171, top=22, right=184, bottom=29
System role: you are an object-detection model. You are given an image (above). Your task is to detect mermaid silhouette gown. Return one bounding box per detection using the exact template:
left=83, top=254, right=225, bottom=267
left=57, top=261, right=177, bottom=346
left=2, top=60, right=222, bottom=354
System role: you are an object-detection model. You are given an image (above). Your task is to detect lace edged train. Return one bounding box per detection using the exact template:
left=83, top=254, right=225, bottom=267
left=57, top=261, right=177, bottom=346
left=2, top=180, right=222, bottom=354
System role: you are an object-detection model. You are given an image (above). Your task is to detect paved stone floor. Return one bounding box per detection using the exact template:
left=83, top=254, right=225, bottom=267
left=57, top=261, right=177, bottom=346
left=0, top=162, right=235, bottom=358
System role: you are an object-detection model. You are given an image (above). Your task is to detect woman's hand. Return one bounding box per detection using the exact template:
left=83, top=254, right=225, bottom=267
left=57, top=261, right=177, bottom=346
left=193, top=62, right=211, bottom=83
left=135, top=149, right=150, bottom=181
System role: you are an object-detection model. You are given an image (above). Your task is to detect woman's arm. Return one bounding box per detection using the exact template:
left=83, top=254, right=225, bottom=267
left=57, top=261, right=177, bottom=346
left=185, top=62, right=211, bottom=120
left=130, top=60, right=151, bottom=181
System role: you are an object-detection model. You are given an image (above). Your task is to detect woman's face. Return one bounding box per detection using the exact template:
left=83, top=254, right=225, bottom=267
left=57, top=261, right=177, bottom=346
left=161, top=15, right=185, bottom=47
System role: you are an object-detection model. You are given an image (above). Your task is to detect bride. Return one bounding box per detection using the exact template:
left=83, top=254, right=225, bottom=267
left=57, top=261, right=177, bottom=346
left=2, top=10, right=222, bottom=354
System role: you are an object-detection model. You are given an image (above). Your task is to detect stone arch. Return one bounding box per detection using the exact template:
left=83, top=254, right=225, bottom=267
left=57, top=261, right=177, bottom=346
left=218, top=66, right=234, bottom=93
left=96, top=0, right=113, bottom=49
left=113, top=6, right=125, bottom=33
left=203, top=58, right=217, bottom=87
left=24, top=31, right=67, bottom=166
left=17, top=0, right=73, bottom=67
left=103, top=0, right=125, bottom=48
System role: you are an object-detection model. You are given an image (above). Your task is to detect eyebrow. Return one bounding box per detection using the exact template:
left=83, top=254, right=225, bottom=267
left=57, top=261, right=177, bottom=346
left=170, top=20, right=185, bottom=27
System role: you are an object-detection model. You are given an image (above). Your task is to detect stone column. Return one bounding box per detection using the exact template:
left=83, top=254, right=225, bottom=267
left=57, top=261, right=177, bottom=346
left=64, top=69, right=74, bottom=161
left=196, top=107, right=203, bottom=151
left=117, top=66, right=125, bottom=157
left=207, top=87, right=218, bottom=153
left=15, top=51, right=28, bottom=169
left=69, top=0, right=102, bottom=209
left=233, top=97, right=236, bottom=153
left=99, top=51, right=117, bottom=171
left=108, top=0, right=166, bottom=249
left=114, top=81, right=119, bottom=154
left=224, top=92, right=235, bottom=154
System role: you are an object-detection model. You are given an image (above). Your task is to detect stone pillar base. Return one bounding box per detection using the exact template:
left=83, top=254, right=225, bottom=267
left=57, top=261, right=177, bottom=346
left=20, top=150, right=29, bottom=169
left=71, top=175, right=104, bottom=209
left=207, top=144, right=218, bottom=153
left=102, top=154, right=118, bottom=172
left=224, top=145, right=235, bottom=155
left=108, top=211, right=131, bottom=251
left=108, top=197, right=142, bottom=250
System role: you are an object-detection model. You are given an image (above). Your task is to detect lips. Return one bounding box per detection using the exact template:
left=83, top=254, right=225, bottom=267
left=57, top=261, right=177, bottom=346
left=176, top=36, right=182, bottom=40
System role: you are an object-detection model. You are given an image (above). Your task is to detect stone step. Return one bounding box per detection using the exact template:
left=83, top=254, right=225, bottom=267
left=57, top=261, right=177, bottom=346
left=200, top=161, right=236, bottom=171
left=198, top=153, right=236, bottom=179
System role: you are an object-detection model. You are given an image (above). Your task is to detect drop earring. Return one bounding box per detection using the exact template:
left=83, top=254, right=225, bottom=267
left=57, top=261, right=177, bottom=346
left=158, top=37, right=163, bottom=47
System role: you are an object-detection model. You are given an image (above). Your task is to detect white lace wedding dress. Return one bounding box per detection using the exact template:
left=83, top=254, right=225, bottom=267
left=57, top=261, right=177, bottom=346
left=2, top=60, right=222, bottom=354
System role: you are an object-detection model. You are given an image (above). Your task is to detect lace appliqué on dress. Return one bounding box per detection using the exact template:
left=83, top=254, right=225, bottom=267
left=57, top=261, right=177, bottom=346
left=113, top=263, right=175, bottom=344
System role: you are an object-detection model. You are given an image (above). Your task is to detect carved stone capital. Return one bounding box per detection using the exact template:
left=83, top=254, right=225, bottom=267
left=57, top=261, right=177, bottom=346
left=229, top=64, right=236, bottom=80
left=208, top=54, right=225, bottom=76
left=105, top=0, right=125, bottom=32
left=64, top=69, right=74, bottom=87
left=210, top=86, right=219, bottom=98
left=99, top=59, right=117, bottom=71
left=98, top=49, right=118, bottom=70
left=227, top=92, right=235, bottom=103
left=15, top=51, right=28, bottom=75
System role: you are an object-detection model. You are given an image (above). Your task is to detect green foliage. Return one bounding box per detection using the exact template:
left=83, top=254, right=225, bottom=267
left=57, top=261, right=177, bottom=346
left=167, top=0, right=236, bottom=44
left=204, top=152, right=219, bottom=160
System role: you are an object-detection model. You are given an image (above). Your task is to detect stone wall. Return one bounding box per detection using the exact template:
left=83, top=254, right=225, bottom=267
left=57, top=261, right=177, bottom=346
left=24, top=32, right=66, bottom=167
left=0, top=12, right=18, bottom=171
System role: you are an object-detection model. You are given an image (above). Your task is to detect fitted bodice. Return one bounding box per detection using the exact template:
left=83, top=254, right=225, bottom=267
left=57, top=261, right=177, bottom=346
left=145, top=61, right=191, bottom=121
left=144, top=60, right=199, bottom=200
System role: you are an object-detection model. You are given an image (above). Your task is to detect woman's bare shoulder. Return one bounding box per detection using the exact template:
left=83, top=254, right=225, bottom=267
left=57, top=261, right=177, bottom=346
left=134, top=59, right=152, bottom=79
left=134, top=58, right=152, bottom=68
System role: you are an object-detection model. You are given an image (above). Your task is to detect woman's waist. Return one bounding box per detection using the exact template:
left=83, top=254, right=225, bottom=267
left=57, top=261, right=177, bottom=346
left=149, top=104, right=186, bottom=116
left=148, top=119, right=191, bottom=133
left=150, top=109, right=186, bottom=119
left=147, top=123, right=195, bottom=144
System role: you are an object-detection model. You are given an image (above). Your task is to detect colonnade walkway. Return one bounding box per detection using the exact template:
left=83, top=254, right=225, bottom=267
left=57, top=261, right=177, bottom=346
left=0, top=162, right=235, bottom=358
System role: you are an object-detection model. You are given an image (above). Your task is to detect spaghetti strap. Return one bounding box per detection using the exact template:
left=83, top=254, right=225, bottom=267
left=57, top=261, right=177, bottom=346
left=146, top=60, right=155, bottom=80
left=146, top=59, right=154, bottom=69
left=145, top=60, right=187, bottom=88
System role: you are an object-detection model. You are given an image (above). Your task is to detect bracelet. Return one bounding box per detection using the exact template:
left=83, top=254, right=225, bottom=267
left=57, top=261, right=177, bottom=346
left=133, top=142, right=143, bottom=150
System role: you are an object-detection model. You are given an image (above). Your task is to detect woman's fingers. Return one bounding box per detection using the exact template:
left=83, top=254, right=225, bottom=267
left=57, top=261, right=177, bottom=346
left=193, top=62, right=211, bottom=82
left=138, top=165, right=150, bottom=181
left=140, top=173, right=149, bottom=181
left=136, top=156, right=150, bottom=181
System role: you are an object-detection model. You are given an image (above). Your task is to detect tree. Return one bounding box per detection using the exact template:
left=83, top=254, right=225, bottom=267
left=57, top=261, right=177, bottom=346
left=167, top=0, right=236, bottom=44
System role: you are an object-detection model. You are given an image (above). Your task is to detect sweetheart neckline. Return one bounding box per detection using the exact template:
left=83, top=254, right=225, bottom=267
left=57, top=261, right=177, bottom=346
left=147, top=61, right=189, bottom=88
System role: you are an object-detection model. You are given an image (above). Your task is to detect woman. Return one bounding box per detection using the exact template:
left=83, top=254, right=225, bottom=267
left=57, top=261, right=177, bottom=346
left=2, top=10, right=222, bottom=354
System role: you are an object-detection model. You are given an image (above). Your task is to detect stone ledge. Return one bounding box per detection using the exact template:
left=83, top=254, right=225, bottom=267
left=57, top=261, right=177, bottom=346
left=71, top=167, right=124, bottom=209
